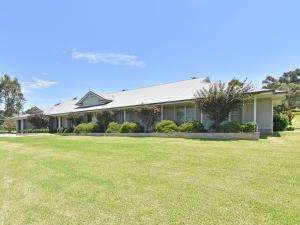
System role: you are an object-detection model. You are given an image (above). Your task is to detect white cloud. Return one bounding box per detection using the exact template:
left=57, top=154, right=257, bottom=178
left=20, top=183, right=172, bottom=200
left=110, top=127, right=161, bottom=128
left=71, top=49, right=145, bottom=67
left=22, top=78, right=58, bottom=93
left=29, top=79, right=57, bottom=89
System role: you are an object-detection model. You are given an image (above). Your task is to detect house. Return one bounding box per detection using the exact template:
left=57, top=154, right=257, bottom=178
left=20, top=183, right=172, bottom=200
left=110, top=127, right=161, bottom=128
left=14, top=77, right=286, bottom=133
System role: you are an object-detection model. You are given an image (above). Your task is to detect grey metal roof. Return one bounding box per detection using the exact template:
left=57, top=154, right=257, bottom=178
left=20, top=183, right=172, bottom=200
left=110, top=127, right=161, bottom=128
left=45, top=99, right=78, bottom=115
left=44, top=77, right=210, bottom=115
left=15, top=77, right=286, bottom=118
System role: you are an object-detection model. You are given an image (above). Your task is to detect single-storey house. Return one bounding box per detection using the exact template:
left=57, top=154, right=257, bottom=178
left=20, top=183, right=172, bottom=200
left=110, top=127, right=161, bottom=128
left=14, top=77, right=286, bottom=133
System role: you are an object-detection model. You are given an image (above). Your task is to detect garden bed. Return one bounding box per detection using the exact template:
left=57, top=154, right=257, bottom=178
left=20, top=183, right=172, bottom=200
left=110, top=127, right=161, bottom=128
left=58, top=132, right=260, bottom=140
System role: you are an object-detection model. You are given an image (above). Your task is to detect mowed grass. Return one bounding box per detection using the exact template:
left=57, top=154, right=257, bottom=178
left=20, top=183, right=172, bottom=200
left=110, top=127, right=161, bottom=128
left=293, top=112, right=300, bottom=129
left=0, top=134, right=299, bottom=225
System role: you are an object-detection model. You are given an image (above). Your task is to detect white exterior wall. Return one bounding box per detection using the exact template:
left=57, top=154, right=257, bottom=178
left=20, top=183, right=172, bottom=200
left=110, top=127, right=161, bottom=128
left=256, top=98, right=273, bottom=132
left=159, top=103, right=213, bottom=129
left=125, top=110, right=141, bottom=124
left=201, top=113, right=213, bottom=129
left=24, top=120, right=34, bottom=130
left=243, top=102, right=254, bottom=123
left=81, top=95, right=101, bottom=107
left=16, top=96, right=274, bottom=133
left=242, top=98, right=273, bottom=133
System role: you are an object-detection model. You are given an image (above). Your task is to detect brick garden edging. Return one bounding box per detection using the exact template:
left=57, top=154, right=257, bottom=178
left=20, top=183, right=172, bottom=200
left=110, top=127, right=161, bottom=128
left=58, top=132, right=260, bottom=140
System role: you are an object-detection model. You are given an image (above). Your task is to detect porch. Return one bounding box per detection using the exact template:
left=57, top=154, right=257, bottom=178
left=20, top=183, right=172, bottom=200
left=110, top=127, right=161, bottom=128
left=16, top=96, right=276, bottom=134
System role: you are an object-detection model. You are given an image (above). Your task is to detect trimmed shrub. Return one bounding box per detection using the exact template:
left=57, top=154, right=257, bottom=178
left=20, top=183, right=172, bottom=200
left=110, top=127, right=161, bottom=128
left=286, top=126, right=295, bottom=131
left=119, top=122, right=142, bottom=133
left=63, top=127, right=74, bottom=133
left=106, top=122, right=121, bottom=133
left=74, top=123, right=87, bottom=133
left=273, top=114, right=288, bottom=131
left=27, top=113, right=49, bottom=129
left=155, top=120, right=178, bottom=133
left=178, top=120, right=206, bottom=133
left=36, top=128, right=49, bottom=133
left=22, top=128, right=49, bottom=133
left=57, top=127, right=65, bottom=133
left=242, top=122, right=257, bottom=132
left=74, top=122, right=101, bottom=133
left=86, top=122, right=101, bottom=133
left=217, top=122, right=242, bottom=133
left=96, top=110, right=114, bottom=130
left=135, top=104, right=161, bottom=132
left=3, top=117, right=15, bottom=133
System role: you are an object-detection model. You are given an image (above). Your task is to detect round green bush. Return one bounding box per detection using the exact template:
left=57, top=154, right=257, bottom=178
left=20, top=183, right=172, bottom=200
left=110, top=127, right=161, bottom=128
left=22, top=128, right=49, bottom=133
left=57, top=127, right=65, bottom=133
left=242, top=122, right=257, bottom=132
left=273, top=114, right=288, bottom=131
left=63, top=127, right=74, bottom=133
left=155, top=120, right=178, bottom=133
left=217, top=122, right=242, bottom=133
left=286, top=126, right=295, bottom=131
left=178, top=120, right=206, bottom=133
left=106, top=122, right=121, bottom=133
left=119, top=122, right=142, bottom=133
left=86, top=122, right=101, bottom=133
left=74, top=122, right=101, bottom=133
left=74, top=123, right=87, bottom=133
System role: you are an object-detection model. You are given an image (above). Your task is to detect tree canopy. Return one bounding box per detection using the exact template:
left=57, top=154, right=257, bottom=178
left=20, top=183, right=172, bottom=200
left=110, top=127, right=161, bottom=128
left=0, top=74, right=25, bottom=117
left=262, top=69, right=300, bottom=124
left=135, top=104, right=161, bottom=132
left=96, top=110, right=115, bottom=130
left=262, top=69, right=300, bottom=109
left=27, top=113, right=49, bottom=129
left=195, top=79, right=252, bottom=130
left=66, top=112, right=84, bottom=127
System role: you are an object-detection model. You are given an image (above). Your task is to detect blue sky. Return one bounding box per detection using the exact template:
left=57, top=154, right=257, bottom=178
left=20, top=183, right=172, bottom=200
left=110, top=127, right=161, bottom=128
left=1, top=0, right=300, bottom=109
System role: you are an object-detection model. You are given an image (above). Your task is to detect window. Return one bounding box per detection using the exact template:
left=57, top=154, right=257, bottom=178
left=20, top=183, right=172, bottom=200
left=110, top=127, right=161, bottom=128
left=163, top=106, right=175, bottom=121
left=186, top=106, right=196, bottom=120
left=230, top=109, right=242, bottom=122
left=87, top=114, right=92, bottom=122
left=175, top=106, right=185, bottom=124
left=114, top=111, right=123, bottom=124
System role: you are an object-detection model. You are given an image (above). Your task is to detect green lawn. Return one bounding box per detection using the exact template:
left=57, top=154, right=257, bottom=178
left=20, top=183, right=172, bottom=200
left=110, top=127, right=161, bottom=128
left=293, top=112, right=300, bottom=129
left=0, top=134, right=299, bottom=225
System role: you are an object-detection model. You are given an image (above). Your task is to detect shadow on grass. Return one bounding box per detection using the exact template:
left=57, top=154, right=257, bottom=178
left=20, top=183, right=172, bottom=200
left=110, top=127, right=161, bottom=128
left=110, top=136, right=254, bottom=142
left=260, top=132, right=281, bottom=139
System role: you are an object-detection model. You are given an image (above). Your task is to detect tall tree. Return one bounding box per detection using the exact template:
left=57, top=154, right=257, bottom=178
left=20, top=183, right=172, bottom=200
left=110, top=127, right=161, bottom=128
left=0, top=74, right=25, bottom=117
left=27, top=113, right=49, bottom=129
left=66, top=112, right=84, bottom=127
left=262, top=69, right=300, bottom=124
left=135, top=104, right=161, bottom=132
left=3, top=117, right=15, bottom=133
left=279, top=68, right=300, bottom=84
left=195, top=79, right=252, bottom=129
left=96, top=110, right=115, bottom=130
left=262, top=76, right=281, bottom=89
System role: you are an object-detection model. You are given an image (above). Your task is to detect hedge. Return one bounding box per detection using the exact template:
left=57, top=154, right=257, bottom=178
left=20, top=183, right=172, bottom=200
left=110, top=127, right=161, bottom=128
left=119, top=122, right=142, bottom=133
left=273, top=114, right=288, bottom=131
left=178, top=120, right=206, bottom=133
left=74, top=122, right=101, bottom=133
left=241, top=122, right=257, bottom=132
left=155, top=120, right=178, bottom=133
left=217, top=122, right=242, bottom=133
left=217, top=122, right=257, bottom=133
left=22, top=128, right=49, bottom=133
left=106, top=122, right=121, bottom=133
